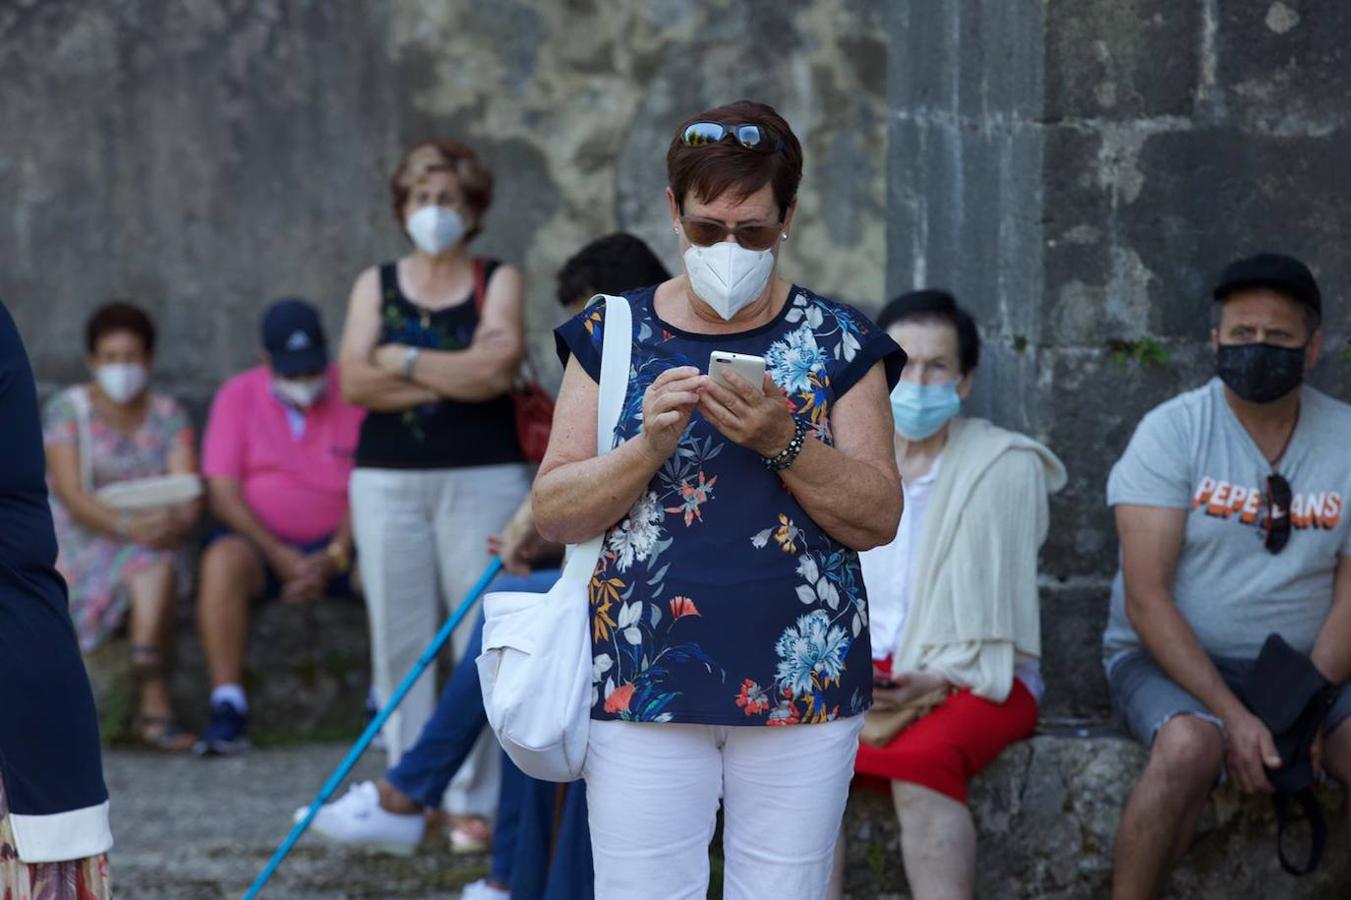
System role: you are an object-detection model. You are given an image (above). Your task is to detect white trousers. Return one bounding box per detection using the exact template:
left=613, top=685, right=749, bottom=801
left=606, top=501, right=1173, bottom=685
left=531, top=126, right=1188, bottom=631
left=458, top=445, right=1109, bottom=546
left=350, top=463, right=530, bottom=816
left=584, top=717, right=864, bottom=900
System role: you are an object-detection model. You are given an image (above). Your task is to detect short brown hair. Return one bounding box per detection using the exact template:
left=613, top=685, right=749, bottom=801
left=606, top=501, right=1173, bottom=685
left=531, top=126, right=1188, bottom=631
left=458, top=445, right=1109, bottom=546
left=86, top=301, right=156, bottom=355
left=666, top=100, right=803, bottom=219
left=389, top=140, right=494, bottom=240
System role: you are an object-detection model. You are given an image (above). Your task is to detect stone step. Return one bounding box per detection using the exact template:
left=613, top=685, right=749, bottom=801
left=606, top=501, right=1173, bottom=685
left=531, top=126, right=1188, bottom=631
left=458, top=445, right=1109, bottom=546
left=842, top=733, right=1349, bottom=899
left=84, top=598, right=380, bottom=743
left=84, top=582, right=1117, bottom=741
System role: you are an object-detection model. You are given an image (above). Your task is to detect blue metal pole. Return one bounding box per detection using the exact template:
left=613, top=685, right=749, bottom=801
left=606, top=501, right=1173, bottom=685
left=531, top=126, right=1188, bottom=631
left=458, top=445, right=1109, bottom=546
left=242, top=557, right=503, bottom=899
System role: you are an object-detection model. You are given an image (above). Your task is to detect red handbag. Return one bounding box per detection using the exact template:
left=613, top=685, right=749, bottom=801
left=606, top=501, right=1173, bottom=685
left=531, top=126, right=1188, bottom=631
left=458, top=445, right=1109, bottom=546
left=473, top=258, right=556, bottom=463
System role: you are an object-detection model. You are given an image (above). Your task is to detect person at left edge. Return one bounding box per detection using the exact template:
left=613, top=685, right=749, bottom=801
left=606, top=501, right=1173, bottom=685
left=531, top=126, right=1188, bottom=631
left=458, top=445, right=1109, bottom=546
left=0, top=300, right=113, bottom=898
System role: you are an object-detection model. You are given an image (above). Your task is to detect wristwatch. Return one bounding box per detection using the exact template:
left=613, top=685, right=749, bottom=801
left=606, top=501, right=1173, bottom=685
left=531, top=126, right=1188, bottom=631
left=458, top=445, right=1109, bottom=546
left=402, top=346, right=422, bottom=379
left=326, top=541, right=352, bottom=575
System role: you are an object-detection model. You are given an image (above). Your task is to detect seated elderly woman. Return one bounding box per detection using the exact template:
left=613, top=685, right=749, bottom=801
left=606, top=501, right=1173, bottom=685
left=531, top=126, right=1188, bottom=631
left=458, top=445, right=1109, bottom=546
left=43, top=301, right=201, bottom=751
left=834, top=290, right=1066, bottom=900
left=534, top=100, right=904, bottom=900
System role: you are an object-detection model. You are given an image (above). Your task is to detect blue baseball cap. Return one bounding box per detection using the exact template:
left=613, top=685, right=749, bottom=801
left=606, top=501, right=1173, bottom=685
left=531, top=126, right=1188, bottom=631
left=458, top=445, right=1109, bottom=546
left=262, top=298, right=328, bottom=376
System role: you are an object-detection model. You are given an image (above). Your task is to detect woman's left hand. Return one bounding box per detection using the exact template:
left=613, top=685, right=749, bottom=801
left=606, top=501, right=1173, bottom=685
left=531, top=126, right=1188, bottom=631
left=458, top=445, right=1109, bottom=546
left=872, top=670, right=948, bottom=711
left=699, top=372, right=798, bottom=458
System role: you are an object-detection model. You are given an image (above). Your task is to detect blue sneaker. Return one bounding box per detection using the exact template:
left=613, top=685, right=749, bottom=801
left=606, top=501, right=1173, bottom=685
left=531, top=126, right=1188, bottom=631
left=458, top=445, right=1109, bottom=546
left=194, top=701, right=250, bottom=756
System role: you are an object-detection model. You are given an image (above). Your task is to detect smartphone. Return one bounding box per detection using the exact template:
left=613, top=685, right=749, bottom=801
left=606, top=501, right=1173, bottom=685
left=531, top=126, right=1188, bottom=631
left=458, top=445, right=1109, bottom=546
left=708, top=350, right=767, bottom=389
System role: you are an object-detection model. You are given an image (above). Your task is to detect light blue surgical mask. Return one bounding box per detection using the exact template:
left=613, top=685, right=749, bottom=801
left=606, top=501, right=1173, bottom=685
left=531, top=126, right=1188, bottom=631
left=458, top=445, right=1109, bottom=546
left=889, top=379, right=961, bottom=441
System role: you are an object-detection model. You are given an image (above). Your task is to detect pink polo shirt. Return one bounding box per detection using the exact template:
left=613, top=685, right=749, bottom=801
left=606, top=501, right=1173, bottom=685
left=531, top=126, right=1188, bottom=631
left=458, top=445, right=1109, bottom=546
left=202, top=365, right=364, bottom=544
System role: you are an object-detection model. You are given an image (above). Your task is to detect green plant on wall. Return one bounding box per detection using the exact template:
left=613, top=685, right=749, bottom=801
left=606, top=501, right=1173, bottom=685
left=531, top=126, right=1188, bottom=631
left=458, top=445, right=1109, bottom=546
left=1106, top=337, right=1170, bottom=369
left=1340, top=339, right=1351, bottom=366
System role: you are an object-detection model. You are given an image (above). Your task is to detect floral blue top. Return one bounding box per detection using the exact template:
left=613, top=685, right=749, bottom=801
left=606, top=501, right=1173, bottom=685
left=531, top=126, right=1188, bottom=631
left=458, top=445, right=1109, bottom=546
left=554, top=285, right=904, bottom=726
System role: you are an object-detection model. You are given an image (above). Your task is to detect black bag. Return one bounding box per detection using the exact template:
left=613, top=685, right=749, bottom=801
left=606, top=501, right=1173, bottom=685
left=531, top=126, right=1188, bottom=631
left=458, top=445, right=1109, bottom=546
left=1239, top=633, right=1339, bottom=876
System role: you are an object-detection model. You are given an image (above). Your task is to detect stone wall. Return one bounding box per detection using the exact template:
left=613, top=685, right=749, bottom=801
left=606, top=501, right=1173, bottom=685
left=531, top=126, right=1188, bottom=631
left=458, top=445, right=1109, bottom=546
left=886, top=1, right=1351, bottom=717
left=0, top=0, right=887, bottom=407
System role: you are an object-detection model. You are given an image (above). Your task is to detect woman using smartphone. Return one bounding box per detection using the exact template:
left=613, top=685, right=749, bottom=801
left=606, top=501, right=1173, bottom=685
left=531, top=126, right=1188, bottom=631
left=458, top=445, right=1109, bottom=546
left=535, top=100, right=905, bottom=900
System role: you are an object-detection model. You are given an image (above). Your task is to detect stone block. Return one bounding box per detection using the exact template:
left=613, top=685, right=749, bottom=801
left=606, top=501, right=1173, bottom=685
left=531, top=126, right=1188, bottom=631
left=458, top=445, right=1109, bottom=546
left=1044, top=0, right=1202, bottom=121
left=887, top=1, right=1044, bottom=120
left=842, top=733, right=1350, bottom=898
left=1217, top=0, right=1351, bottom=129
left=1037, top=583, right=1112, bottom=721
left=884, top=115, right=1044, bottom=334
left=1038, top=344, right=1216, bottom=579
left=1121, top=127, right=1351, bottom=340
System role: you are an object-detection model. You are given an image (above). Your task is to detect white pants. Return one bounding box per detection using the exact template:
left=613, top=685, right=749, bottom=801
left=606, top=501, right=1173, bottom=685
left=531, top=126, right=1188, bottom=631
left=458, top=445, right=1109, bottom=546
left=350, top=463, right=530, bottom=816
left=584, top=717, right=864, bottom=900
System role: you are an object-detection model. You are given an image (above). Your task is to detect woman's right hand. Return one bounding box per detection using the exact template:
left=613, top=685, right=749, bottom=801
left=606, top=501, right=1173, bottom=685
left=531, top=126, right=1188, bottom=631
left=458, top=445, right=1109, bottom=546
left=872, top=670, right=948, bottom=711
left=127, top=510, right=176, bottom=549
left=639, top=366, right=705, bottom=462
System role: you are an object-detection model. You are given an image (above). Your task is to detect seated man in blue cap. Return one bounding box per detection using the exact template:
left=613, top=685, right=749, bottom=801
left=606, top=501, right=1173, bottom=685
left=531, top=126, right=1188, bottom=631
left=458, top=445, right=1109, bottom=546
left=1105, top=253, right=1351, bottom=897
left=194, top=298, right=366, bottom=756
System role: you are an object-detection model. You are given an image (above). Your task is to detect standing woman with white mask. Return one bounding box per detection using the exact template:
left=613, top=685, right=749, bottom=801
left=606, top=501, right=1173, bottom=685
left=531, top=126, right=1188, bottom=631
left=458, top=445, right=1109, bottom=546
left=339, top=140, right=528, bottom=847
left=535, top=100, right=905, bottom=900
left=43, top=301, right=201, bottom=751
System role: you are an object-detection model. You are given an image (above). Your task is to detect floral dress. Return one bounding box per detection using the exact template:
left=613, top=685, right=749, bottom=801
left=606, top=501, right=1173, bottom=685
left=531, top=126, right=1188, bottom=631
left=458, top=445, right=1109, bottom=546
left=555, top=285, right=903, bottom=726
left=42, top=386, right=193, bottom=651
left=0, top=779, right=110, bottom=900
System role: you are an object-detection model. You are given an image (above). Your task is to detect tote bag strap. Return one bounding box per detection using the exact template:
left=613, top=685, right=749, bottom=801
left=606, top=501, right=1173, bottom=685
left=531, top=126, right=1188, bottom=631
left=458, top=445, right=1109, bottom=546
left=71, top=385, right=95, bottom=492
left=559, top=294, right=632, bottom=586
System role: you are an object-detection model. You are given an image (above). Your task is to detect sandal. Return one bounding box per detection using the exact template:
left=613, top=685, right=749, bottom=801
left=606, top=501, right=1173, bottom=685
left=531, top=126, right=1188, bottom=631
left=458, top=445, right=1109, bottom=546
left=133, top=715, right=197, bottom=753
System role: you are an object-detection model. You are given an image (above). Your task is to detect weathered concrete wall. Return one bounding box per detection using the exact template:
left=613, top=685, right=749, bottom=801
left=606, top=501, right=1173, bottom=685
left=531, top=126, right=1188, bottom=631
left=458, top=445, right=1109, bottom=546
left=0, top=0, right=887, bottom=406
left=888, top=1, right=1351, bottom=718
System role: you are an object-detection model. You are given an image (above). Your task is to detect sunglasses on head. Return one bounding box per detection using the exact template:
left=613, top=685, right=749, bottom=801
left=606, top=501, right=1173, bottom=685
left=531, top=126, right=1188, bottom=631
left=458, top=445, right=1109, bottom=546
left=1260, top=473, right=1293, bottom=555
left=681, top=122, right=786, bottom=153
left=679, top=208, right=784, bottom=252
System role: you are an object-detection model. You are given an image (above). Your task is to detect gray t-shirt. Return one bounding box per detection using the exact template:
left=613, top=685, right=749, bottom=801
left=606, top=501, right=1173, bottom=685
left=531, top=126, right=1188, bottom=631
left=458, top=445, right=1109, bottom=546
left=1104, top=378, right=1351, bottom=666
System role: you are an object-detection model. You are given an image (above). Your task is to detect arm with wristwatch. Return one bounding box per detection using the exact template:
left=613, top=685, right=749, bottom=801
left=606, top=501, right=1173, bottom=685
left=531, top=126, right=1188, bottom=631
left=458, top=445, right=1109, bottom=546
left=370, top=264, right=525, bottom=402
left=338, top=267, right=443, bottom=412
left=206, top=476, right=352, bottom=603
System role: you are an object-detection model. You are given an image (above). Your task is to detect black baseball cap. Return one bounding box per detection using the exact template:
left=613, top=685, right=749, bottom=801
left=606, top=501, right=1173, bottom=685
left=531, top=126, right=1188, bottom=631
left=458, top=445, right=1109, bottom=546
left=262, top=298, right=328, bottom=376
left=1212, top=253, right=1322, bottom=320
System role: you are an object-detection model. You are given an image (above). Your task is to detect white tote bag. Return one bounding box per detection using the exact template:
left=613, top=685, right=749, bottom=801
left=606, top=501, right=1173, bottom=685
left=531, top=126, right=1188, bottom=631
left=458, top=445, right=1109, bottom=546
left=477, top=293, right=632, bottom=782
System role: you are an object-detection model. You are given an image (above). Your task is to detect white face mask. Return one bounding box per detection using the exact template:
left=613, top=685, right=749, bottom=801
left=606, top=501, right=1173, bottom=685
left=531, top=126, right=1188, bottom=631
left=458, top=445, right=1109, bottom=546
left=95, top=363, right=148, bottom=405
left=683, top=242, right=776, bottom=321
left=273, top=376, right=327, bottom=409
left=406, top=205, right=466, bottom=255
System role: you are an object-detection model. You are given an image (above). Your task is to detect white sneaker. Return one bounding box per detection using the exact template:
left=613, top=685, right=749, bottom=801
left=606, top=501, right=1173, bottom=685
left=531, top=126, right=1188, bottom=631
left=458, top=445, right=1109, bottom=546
left=296, top=781, right=424, bottom=856
left=460, top=879, right=511, bottom=900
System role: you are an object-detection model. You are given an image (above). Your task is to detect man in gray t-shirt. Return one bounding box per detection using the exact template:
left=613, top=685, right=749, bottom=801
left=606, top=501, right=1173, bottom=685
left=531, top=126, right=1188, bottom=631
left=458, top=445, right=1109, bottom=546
left=1103, top=253, right=1351, bottom=899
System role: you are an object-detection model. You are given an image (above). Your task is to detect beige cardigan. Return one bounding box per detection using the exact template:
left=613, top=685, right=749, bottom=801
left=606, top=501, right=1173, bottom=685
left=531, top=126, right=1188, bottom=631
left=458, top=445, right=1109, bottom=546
left=889, top=417, right=1067, bottom=703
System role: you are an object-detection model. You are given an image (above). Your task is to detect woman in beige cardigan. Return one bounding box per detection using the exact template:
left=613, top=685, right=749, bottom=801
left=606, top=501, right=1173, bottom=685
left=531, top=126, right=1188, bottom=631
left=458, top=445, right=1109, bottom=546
left=832, top=290, right=1066, bottom=900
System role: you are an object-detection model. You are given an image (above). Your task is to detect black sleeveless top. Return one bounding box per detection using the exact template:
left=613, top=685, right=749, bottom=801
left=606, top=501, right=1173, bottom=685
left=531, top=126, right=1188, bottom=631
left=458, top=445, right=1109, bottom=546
left=354, top=260, right=524, bottom=469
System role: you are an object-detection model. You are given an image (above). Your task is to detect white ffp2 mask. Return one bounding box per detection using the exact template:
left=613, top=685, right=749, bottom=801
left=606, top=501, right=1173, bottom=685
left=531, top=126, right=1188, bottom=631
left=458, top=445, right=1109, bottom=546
left=683, top=242, right=775, bottom=321
left=95, top=363, right=148, bottom=405
left=273, top=376, right=327, bottom=409
left=406, top=206, right=466, bottom=255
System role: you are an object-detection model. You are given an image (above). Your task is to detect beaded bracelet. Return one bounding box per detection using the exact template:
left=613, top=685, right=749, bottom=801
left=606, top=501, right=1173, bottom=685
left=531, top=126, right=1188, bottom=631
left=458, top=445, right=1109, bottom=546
left=763, top=418, right=809, bottom=471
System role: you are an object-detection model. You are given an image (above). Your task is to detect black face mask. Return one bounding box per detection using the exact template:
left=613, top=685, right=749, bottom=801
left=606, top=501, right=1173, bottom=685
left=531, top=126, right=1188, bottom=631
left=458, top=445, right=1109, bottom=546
left=1216, top=342, right=1306, bottom=404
